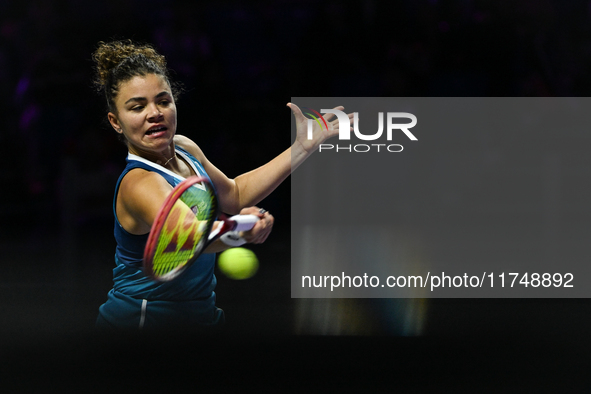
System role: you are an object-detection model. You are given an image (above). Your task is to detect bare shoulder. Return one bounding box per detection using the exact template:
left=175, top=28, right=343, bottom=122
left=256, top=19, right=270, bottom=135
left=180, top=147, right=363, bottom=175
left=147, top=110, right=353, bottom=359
left=119, top=168, right=172, bottom=208
left=117, top=168, right=174, bottom=233
left=174, top=134, right=206, bottom=162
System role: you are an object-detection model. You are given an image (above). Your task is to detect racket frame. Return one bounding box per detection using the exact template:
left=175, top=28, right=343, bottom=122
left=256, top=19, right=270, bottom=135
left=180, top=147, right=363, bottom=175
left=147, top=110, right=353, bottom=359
left=143, top=176, right=218, bottom=282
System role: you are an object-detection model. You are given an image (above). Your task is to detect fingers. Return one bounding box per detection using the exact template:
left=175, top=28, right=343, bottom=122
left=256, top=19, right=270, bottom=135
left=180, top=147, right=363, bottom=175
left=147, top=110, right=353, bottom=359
left=287, top=102, right=306, bottom=124
left=329, top=112, right=354, bottom=126
left=289, top=103, right=350, bottom=123
left=244, top=214, right=273, bottom=244
left=238, top=206, right=274, bottom=244
left=346, top=112, right=354, bottom=131
left=324, top=112, right=354, bottom=135
left=239, top=206, right=266, bottom=218
left=321, top=106, right=345, bottom=122
left=291, top=103, right=353, bottom=127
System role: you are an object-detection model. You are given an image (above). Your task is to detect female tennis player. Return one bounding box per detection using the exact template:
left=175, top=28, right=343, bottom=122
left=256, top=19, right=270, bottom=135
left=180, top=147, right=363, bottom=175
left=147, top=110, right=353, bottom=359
left=93, top=40, right=350, bottom=330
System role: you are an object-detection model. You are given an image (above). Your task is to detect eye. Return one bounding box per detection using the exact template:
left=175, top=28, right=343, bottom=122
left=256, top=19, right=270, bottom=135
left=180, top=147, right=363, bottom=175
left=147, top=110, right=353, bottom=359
left=159, top=100, right=170, bottom=107
left=131, top=105, right=144, bottom=111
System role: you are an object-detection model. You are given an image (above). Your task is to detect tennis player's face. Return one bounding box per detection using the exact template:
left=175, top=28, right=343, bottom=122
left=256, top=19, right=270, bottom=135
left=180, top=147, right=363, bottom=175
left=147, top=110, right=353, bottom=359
left=108, top=73, right=177, bottom=155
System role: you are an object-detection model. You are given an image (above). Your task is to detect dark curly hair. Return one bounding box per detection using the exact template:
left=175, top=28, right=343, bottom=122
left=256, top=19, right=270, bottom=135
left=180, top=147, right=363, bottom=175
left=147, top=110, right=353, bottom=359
left=92, top=40, right=182, bottom=113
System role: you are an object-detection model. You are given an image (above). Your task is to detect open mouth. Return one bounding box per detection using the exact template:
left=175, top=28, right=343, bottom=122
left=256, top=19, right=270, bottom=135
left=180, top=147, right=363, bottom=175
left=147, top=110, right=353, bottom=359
left=146, top=126, right=168, bottom=135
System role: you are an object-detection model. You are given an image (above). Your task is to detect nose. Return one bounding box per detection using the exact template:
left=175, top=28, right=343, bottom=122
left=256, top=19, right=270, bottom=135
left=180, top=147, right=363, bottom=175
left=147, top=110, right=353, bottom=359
left=147, top=104, right=163, bottom=121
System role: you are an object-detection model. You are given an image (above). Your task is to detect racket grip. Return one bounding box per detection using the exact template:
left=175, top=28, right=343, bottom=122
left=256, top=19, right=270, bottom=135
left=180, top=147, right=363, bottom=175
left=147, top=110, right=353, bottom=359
left=229, top=214, right=260, bottom=231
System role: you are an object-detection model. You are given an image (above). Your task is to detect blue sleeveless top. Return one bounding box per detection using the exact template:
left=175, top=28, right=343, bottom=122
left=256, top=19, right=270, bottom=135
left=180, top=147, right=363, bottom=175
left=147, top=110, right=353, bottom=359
left=111, top=146, right=217, bottom=302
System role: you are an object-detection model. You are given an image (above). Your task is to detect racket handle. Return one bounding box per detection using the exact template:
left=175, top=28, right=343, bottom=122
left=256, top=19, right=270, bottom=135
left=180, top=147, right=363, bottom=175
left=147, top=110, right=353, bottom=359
left=229, top=214, right=260, bottom=231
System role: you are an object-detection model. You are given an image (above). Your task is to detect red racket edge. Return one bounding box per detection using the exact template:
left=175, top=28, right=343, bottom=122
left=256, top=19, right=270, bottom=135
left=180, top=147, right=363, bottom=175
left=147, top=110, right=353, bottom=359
left=143, top=176, right=215, bottom=280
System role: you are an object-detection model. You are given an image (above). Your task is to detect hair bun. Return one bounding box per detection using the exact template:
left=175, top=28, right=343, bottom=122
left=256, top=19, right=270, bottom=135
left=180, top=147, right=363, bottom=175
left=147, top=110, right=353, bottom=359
left=92, top=40, right=167, bottom=89
left=91, top=39, right=181, bottom=114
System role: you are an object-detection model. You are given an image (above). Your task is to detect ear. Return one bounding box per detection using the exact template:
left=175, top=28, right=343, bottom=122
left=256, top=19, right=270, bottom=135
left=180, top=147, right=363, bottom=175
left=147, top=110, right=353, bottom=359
left=108, top=112, right=122, bottom=134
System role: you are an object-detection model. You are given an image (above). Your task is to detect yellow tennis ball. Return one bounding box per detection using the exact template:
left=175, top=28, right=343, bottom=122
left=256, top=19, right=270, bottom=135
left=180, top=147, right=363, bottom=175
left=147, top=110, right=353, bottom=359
left=217, top=247, right=259, bottom=280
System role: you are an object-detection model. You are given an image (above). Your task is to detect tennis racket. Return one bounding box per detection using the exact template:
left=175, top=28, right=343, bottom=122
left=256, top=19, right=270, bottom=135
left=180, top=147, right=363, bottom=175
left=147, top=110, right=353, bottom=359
left=143, top=176, right=259, bottom=282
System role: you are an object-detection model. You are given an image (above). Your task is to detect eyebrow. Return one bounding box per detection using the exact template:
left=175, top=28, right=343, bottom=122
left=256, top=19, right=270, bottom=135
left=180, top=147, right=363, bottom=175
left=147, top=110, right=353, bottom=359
left=124, top=91, right=171, bottom=105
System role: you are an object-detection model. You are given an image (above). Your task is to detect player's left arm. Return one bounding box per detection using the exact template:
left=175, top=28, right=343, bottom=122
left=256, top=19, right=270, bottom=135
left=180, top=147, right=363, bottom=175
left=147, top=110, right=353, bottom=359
left=174, top=134, right=289, bottom=214
left=174, top=135, right=274, bottom=245
left=175, top=104, right=352, bottom=214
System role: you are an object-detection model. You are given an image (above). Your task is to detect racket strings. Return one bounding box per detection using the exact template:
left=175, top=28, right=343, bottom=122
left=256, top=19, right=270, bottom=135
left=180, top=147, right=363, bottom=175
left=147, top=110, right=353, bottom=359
left=151, top=183, right=216, bottom=278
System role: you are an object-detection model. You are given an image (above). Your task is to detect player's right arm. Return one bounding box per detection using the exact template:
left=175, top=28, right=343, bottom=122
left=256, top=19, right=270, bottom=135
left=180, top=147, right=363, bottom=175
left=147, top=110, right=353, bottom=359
left=116, top=169, right=174, bottom=235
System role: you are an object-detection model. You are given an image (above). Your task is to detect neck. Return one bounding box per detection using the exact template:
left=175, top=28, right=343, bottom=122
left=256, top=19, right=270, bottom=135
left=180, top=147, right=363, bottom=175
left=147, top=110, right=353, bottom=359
left=159, top=151, right=177, bottom=167
left=128, top=144, right=176, bottom=167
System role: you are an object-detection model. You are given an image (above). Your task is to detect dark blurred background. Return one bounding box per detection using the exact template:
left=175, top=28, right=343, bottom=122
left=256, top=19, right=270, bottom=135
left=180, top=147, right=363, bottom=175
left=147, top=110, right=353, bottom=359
left=2, top=0, right=591, bottom=390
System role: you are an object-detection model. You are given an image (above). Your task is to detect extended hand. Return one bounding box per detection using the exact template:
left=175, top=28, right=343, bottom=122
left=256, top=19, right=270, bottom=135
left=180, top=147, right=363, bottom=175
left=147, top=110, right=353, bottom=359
left=238, top=206, right=274, bottom=244
left=288, top=103, right=354, bottom=154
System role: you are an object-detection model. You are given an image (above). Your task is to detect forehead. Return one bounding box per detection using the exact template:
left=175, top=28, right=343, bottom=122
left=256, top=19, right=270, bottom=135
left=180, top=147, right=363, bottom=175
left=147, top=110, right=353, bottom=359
left=117, top=74, right=171, bottom=101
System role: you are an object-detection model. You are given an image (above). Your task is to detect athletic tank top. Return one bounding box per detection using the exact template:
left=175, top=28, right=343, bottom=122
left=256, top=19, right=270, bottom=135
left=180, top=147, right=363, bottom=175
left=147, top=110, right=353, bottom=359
left=111, top=146, right=217, bottom=302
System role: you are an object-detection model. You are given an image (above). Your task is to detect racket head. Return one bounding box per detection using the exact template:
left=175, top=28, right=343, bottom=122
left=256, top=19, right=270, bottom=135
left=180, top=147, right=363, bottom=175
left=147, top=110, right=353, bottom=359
left=144, top=176, right=218, bottom=282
